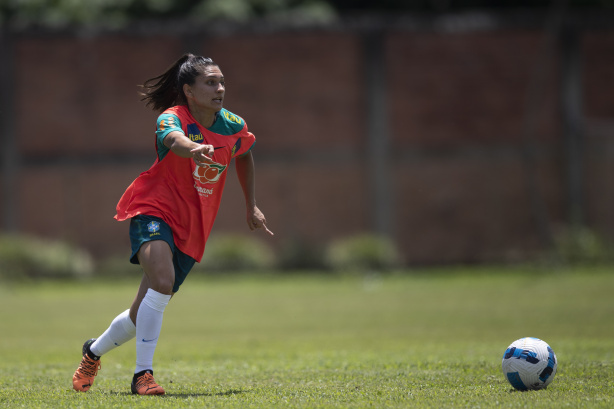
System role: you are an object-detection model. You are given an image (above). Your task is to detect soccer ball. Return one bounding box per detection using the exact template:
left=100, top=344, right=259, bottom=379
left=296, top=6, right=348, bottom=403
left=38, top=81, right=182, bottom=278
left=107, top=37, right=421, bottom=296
left=501, top=337, right=557, bottom=391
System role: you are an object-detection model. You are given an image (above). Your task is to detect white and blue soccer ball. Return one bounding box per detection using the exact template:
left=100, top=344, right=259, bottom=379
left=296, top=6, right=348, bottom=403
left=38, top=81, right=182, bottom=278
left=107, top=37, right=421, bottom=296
left=501, top=337, right=557, bottom=391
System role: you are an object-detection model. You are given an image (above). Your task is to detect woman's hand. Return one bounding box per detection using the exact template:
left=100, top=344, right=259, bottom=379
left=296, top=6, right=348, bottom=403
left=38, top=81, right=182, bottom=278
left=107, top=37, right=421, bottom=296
left=190, top=144, right=215, bottom=166
left=247, top=206, right=274, bottom=235
left=165, top=132, right=216, bottom=166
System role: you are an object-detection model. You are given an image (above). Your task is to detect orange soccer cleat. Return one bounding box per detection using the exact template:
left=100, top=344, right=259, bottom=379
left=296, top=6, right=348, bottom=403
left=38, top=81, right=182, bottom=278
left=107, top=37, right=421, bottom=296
left=72, top=339, right=101, bottom=392
left=131, top=371, right=165, bottom=395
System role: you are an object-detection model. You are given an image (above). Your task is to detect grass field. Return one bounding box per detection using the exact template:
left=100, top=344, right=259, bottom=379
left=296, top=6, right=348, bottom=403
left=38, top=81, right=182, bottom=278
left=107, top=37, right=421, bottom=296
left=0, top=266, right=613, bottom=408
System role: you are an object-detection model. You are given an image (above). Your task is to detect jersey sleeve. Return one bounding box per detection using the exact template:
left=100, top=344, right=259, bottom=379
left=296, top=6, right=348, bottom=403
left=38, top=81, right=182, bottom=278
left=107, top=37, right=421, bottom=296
left=155, top=113, right=183, bottom=159
left=231, top=128, right=256, bottom=159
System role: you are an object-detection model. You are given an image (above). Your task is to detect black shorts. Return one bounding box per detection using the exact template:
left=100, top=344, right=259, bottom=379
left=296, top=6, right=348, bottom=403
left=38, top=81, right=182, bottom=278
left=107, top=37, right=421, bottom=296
left=129, top=215, right=196, bottom=293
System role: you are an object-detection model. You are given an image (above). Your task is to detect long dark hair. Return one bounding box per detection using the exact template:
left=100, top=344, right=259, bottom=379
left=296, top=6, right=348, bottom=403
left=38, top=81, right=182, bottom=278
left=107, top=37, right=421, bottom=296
left=139, top=53, right=218, bottom=112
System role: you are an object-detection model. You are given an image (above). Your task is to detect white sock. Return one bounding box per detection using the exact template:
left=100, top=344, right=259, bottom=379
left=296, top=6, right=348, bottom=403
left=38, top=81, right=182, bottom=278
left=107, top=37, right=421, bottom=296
left=90, top=309, right=136, bottom=357
left=135, top=289, right=171, bottom=373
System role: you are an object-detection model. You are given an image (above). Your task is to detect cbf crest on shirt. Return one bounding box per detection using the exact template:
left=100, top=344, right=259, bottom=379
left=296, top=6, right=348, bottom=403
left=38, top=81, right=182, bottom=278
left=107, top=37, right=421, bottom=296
left=115, top=105, right=256, bottom=262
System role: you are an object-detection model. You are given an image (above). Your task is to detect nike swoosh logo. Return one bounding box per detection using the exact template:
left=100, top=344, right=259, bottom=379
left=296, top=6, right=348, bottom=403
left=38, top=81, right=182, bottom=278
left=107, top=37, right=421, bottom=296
left=142, top=338, right=157, bottom=343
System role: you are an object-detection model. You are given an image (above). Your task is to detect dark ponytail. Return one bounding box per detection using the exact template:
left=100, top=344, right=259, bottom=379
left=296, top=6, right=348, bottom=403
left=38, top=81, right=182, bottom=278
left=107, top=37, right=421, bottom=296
left=139, top=53, right=218, bottom=112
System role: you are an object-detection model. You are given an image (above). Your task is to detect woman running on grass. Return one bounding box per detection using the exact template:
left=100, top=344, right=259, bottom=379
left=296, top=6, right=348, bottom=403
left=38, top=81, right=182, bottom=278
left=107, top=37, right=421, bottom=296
left=72, top=53, right=273, bottom=395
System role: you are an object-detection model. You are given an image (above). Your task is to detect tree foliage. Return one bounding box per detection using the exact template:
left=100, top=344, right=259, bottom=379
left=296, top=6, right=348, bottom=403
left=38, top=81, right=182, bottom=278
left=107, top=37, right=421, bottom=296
left=0, top=0, right=337, bottom=29
left=1, top=0, right=613, bottom=30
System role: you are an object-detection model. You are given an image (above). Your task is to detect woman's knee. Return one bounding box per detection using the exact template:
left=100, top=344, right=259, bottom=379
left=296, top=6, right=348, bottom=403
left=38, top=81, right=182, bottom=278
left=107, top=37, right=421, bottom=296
left=148, top=274, right=174, bottom=295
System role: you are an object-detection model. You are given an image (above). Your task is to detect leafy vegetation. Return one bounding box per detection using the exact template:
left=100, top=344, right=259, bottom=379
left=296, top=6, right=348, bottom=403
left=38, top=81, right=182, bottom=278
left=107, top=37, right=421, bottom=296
left=0, top=233, right=93, bottom=281
left=2, top=0, right=613, bottom=30
left=0, top=0, right=337, bottom=29
left=324, top=234, right=401, bottom=273
left=551, top=226, right=613, bottom=265
left=196, top=233, right=277, bottom=272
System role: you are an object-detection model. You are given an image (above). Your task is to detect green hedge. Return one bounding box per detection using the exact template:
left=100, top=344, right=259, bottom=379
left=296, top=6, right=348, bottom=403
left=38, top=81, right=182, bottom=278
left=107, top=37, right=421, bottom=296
left=0, top=234, right=94, bottom=281
left=552, top=226, right=613, bottom=265
left=194, top=234, right=276, bottom=273
left=324, top=234, right=402, bottom=273
left=0, top=232, right=407, bottom=280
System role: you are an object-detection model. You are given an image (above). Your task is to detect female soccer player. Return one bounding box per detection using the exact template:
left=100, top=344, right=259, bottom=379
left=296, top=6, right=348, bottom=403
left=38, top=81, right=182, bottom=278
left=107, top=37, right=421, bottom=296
left=72, top=54, right=273, bottom=395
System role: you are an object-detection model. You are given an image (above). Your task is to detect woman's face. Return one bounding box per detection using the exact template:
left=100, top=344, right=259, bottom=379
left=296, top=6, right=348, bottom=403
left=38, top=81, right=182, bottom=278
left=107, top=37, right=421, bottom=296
left=184, top=66, right=225, bottom=112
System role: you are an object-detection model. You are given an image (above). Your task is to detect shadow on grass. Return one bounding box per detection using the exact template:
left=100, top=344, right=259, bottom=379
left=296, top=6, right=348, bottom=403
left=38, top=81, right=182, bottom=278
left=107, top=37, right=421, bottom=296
left=169, top=389, right=246, bottom=398
left=111, top=389, right=246, bottom=398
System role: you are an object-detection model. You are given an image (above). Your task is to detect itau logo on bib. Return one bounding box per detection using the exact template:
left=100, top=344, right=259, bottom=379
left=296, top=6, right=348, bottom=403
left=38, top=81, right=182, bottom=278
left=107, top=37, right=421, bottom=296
left=193, top=162, right=227, bottom=184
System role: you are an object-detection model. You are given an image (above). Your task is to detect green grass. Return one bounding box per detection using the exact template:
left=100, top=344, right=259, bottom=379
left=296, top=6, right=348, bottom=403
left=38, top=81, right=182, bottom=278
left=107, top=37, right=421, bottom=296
left=0, top=267, right=613, bottom=408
